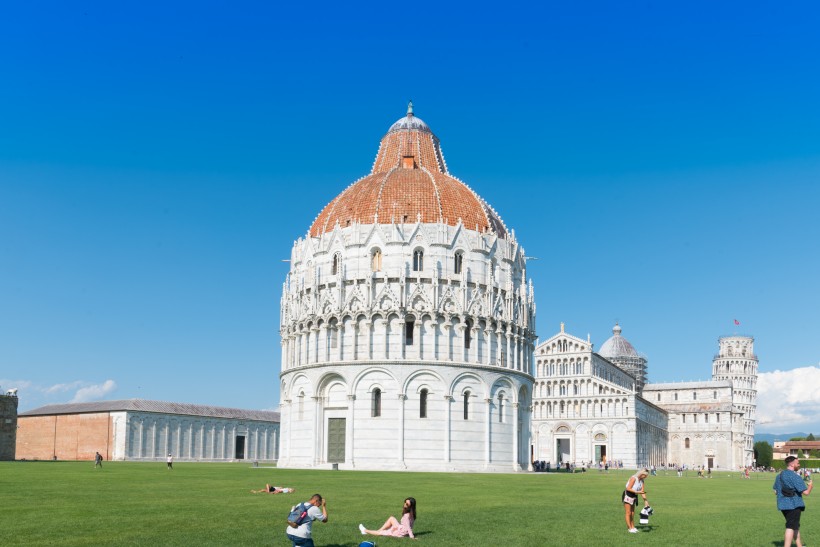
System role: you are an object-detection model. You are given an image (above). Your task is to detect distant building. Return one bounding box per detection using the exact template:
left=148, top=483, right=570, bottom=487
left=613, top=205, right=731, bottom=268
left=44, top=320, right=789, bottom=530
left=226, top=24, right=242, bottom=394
left=532, top=325, right=758, bottom=469
left=16, top=399, right=279, bottom=462
left=773, top=441, right=820, bottom=460
left=0, top=390, right=19, bottom=461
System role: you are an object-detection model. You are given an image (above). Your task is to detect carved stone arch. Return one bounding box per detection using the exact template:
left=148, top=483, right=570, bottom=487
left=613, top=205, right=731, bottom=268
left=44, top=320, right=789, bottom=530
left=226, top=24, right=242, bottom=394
left=408, top=284, right=433, bottom=312
left=555, top=424, right=571, bottom=433
left=450, top=371, right=487, bottom=399
left=316, top=372, right=347, bottom=397
left=489, top=292, right=503, bottom=319
left=491, top=377, right=515, bottom=400
left=373, top=283, right=399, bottom=312
left=438, top=286, right=460, bottom=314
left=286, top=372, right=314, bottom=399
left=403, top=368, right=446, bottom=395
left=518, top=384, right=529, bottom=404
left=319, top=292, right=338, bottom=316
left=351, top=366, right=399, bottom=394
left=467, top=289, right=485, bottom=316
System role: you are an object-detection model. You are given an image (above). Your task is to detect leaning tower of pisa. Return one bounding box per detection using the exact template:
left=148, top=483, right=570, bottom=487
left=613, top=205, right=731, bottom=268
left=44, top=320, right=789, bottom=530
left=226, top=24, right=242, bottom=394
left=711, top=335, right=758, bottom=466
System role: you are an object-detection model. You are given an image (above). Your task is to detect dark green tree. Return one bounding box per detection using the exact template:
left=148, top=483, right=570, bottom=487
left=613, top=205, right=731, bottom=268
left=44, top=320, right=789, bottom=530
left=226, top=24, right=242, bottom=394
left=798, top=449, right=806, bottom=458
left=754, top=441, right=773, bottom=467
left=807, top=433, right=815, bottom=441
left=790, top=436, right=805, bottom=441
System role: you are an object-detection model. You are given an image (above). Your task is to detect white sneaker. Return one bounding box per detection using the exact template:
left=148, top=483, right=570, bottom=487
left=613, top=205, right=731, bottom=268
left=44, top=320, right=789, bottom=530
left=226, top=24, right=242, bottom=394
left=628, top=528, right=639, bottom=533
left=359, top=524, right=366, bottom=535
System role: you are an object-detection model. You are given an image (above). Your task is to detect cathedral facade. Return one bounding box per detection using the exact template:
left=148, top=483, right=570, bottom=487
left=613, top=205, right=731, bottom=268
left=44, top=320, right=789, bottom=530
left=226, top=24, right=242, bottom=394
left=532, top=325, right=757, bottom=470
left=277, top=104, right=536, bottom=471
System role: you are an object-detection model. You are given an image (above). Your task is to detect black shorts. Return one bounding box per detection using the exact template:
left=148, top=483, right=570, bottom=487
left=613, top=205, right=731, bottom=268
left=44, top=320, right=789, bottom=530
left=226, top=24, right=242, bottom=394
left=622, top=491, right=638, bottom=506
left=782, top=508, right=804, bottom=531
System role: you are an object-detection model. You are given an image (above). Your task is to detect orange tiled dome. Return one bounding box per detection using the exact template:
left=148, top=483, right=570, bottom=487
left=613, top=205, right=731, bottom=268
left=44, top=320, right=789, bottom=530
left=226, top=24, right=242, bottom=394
left=309, top=103, right=507, bottom=238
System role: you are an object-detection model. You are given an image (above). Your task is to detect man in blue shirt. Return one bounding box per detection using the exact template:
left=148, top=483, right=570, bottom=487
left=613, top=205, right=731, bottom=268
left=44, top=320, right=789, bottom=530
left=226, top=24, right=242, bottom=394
left=774, top=456, right=814, bottom=547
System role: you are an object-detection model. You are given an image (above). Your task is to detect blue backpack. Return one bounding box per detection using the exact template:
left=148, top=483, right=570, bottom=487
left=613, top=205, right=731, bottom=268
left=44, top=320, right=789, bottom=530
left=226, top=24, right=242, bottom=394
left=287, top=502, right=311, bottom=528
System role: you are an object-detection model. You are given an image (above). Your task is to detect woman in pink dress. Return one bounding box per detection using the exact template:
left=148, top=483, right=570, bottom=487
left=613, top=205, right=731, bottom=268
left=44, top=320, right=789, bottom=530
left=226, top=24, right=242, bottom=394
left=359, top=497, right=416, bottom=539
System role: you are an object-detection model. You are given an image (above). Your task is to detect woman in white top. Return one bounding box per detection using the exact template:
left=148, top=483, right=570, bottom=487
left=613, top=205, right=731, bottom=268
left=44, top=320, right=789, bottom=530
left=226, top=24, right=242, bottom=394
left=623, top=468, right=650, bottom=533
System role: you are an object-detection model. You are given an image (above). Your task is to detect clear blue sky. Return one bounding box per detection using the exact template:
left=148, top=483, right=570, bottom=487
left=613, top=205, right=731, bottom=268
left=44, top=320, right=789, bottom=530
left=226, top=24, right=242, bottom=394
left=2, top=1, right=819, bottom=434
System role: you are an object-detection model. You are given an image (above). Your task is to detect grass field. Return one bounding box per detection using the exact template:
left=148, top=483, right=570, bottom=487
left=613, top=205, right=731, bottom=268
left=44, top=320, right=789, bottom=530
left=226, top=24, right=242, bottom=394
left=0, top=462, right=807, bottom=546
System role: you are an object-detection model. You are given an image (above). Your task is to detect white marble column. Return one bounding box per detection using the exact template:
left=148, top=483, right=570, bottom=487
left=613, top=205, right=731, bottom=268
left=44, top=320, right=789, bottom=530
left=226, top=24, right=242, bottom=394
left=485, top=397, right=492, bottom=466
left=442, top=322, right=452, bottom=361
left=513, top=334, right=520, bottom=371
left=352, top=324, right=359, bottom=361
left=346, top=394, right=355, bottom=467
left=505, top=331, right=513, bottom=369
left=413, top=321, right=421, bottom=360
left=432, top=318, right=439, bottom=361
left=313, top=396, right=322, bottom=465
left=444, top=395, right=453, bottom=462
left=495, top=327, right=504, bottom=366
left=513, top=402, right=522, bottom=471
left=484, top=327, right=493, bottom=365
left=319, top=324, right=328, bottom=363
left=398, top=393, right=406, bottom=468
left=311, top=326, right=320, bottom=364
left=336, top=324, right=344, bottom=361
left=471, top=326, right=480, bottom=363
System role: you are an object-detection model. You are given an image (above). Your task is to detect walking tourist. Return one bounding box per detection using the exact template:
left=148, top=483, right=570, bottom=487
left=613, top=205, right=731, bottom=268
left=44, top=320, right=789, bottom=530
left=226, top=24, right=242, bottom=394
left=774, top=456, right=813, bottom=547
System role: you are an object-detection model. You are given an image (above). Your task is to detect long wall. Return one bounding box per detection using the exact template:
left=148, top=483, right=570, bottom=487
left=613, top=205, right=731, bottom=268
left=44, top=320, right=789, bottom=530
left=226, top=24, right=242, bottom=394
left=17, top=411, right=279, bottom=462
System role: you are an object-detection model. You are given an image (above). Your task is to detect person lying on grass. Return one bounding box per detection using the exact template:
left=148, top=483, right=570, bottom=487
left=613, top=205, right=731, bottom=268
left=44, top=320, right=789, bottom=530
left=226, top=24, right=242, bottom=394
left=250, top=484, right=295, bottom=494
left=359, top=497, right=416, bottom=539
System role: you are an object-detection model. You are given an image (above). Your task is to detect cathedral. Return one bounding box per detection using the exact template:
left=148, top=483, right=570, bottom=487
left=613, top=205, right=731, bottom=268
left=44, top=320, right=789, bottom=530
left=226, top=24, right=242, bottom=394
left=276, top=104, right=757, bottom=472
left=532, top=324, right=758, bottom=470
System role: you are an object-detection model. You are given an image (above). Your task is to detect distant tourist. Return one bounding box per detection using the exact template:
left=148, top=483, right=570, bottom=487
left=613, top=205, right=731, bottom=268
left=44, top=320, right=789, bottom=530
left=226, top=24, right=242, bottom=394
left=623, top=468, right=651, bottom=533
left=94, top=452, right=103, bottom=468
left=774, top=456, right=813, bottom=547
left=167, top=454, right=173, bottom=470
left=359, top=497, right=416, bottom=539
left=251, top=484, right=294, bottom=494
left=286, top=494, right=327, bottom=547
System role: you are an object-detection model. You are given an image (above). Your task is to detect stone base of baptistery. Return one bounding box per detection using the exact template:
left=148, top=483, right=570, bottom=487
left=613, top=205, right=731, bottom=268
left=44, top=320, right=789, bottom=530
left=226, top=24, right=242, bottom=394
left=277, top=360, right=533, bottom=473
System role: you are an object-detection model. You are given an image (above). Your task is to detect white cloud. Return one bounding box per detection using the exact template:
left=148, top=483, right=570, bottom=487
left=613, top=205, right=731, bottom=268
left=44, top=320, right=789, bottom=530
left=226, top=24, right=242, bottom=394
left=757, top=364, right=820, bottom=432
left=0, top=379, right=33, bottom=390
left=44, top=381, right=86, bottom=395
left=69, top=380, right=118, bottom=403
left=1, top=378, right=119, bottom=411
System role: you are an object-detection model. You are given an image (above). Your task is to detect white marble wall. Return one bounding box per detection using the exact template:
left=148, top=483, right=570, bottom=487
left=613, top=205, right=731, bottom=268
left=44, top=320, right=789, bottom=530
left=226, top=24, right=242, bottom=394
left=117, top=411, right=278, bottom=462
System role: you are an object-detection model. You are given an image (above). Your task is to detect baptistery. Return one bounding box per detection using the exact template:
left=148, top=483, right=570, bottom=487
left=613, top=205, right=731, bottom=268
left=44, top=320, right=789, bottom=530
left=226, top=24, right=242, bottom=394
left=277, top=104, right=536, bottom=471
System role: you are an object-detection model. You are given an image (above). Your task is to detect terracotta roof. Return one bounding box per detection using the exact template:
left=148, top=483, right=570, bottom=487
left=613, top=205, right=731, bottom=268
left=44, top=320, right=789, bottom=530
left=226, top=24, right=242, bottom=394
left=20, top=399, right=280, bottom=422
left=309, top=104, right=507, bottom=238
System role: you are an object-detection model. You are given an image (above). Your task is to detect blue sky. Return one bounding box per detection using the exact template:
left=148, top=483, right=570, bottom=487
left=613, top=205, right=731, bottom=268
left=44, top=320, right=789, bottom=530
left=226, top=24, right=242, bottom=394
left=2, top=1, right=819, bottom=434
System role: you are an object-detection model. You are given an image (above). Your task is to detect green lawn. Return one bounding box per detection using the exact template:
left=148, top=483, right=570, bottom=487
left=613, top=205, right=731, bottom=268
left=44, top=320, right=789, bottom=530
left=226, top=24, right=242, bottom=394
left=0, top=462, right=804, bottom=546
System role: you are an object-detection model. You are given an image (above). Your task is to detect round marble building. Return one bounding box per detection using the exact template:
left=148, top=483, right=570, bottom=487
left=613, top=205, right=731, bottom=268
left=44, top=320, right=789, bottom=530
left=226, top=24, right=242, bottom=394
left=277, top=104, right=537, bottom=471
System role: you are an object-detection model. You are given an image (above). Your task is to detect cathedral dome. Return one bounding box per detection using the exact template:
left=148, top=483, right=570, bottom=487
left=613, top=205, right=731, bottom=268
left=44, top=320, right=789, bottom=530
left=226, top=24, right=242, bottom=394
left=599, top=323, right=640, bottom=359
left=308, top=102, right=507, bottom=238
